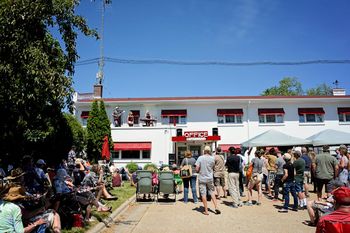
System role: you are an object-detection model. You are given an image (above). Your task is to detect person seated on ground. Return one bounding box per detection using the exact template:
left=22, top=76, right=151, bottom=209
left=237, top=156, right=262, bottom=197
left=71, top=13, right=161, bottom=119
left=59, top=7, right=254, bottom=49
left=53, top=169, right=111, bottom=222
left=316, top=186, right=350, bottom=233
left=306, top=180, right=345, bottom=226
left=22, top=155, right=46, bottom=194
left=81, top=164, right=117, bottom=201
left=3, top=168, right=61, bottom=233
left=35, top=159, right=51, bottom=188
left=0, top=186, right=55, bottom=233
left=72, top=159, right=86, bottom=187
left=112, top=168, right=123, bottom=187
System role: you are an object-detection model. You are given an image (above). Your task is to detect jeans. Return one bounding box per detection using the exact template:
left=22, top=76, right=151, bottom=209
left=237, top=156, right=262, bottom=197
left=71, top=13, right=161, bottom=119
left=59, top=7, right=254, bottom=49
left=274, top=174, right=283, bottom=199
left=283, top=181, right=298, bottom=209
left=183, top=175, right=198, bottom=203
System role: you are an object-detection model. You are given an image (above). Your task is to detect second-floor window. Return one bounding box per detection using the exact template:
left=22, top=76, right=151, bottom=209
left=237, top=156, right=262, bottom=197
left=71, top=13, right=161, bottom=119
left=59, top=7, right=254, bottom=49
left=258, top=108, right=284, bottom=123
left=80, top=111, right=90, bottom=126
left=298, top=108, right=325, bottom=123
left=338, top=108, right=350, bottom=122
left=217, top=109, right=243, bottom=124
left=161, top=110, right=187, bottom=125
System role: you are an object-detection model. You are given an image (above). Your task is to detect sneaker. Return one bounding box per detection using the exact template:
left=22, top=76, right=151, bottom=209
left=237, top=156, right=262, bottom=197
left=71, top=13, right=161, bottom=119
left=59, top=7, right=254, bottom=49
left=230, top=204, right=238, bottom=208
left=238, top=203, right=243, bottom=207
left=245, top=202, right=253, bottom=206
left=291, top=208, right=298, bottom=212
left=278, top=208, right=288, bottom=213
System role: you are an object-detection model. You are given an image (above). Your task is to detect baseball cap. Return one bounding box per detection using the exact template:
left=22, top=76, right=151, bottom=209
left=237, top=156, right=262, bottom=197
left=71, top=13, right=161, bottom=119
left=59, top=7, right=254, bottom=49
left=332, top=187, right=350, bottom=205
left=36, top=159, right=46, bottom=165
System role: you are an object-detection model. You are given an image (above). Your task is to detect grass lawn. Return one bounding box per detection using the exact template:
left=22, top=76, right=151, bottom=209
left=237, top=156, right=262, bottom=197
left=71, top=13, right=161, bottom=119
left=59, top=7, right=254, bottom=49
left=62, top=183, right=136, bottom=233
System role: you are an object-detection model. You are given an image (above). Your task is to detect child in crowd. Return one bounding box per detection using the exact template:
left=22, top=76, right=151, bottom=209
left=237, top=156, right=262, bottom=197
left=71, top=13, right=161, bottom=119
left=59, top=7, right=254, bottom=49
left=172, top=164, right=182, bottom=194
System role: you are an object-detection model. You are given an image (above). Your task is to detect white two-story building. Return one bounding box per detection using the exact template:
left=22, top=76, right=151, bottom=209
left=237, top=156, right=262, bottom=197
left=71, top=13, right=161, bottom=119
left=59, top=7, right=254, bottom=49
left=73, top=86, right=350, bottom=167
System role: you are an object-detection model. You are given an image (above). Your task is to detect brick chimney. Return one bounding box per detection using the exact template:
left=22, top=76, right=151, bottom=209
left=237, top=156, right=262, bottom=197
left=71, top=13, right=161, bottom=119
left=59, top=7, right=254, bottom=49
left=93, top=84, right=103, bottom=99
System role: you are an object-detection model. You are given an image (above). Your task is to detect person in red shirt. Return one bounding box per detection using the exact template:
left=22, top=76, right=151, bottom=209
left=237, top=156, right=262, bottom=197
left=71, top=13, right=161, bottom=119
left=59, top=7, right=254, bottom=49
left=316, top=187, right=350, bottom=233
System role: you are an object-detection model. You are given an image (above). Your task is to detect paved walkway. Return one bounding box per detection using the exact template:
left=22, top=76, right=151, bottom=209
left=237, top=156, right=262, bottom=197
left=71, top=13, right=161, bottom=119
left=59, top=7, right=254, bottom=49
left=103, top=192, right=316, bottom=233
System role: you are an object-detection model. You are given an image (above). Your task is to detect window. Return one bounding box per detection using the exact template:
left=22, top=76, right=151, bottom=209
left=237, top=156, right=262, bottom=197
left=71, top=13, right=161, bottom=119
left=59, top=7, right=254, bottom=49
left=161, top=110, right=187, bottom=125
left=258, top=108, right=284, bottom=123
left=298, top=108, right=325, bottom=123
left=113, top=142, right=152, bottom=160
left=338, top=108, right=350, bottom=122
left=80, top=111, right=90, bottom=126
left=217, top=109, right=243, bottom=124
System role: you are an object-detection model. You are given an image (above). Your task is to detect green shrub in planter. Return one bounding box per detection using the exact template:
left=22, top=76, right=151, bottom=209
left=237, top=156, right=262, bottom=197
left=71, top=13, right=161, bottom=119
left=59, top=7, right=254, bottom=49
left=144, top=163, right=158, bottom=172
left=126, top=162, right=138, bottom=174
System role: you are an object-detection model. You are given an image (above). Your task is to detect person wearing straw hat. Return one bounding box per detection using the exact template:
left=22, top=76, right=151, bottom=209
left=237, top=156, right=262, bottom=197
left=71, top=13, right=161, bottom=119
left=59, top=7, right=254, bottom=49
left=0, top=186, right=48, bottom=233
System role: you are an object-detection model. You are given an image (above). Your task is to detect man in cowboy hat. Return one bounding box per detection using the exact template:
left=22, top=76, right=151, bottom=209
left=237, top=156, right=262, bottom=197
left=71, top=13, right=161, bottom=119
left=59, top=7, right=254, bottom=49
left=0, top=186, right=47, bottom=232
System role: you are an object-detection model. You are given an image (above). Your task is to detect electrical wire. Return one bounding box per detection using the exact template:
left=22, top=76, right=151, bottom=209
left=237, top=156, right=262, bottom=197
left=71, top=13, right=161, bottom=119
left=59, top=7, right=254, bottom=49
left=75, top=57, right=350, bottom=66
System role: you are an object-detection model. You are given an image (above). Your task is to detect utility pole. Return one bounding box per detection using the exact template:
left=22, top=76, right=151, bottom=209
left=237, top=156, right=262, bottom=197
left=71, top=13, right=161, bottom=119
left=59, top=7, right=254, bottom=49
left=96, top=0, right=111, bottom=85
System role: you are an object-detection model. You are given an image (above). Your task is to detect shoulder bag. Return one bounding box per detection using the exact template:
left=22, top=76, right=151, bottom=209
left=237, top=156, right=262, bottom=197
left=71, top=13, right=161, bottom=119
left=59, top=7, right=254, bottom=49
left=180, top=158, right=192, bottom=179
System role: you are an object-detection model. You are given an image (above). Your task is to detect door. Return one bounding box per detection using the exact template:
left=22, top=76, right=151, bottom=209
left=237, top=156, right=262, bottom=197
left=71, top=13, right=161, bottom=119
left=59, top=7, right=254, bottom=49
left=189, top=145, right=202, bottom=160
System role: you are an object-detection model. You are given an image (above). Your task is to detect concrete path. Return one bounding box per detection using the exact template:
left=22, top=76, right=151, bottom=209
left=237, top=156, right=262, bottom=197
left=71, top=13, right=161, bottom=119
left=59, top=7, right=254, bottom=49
left=103, top=192, right=316, bottom=233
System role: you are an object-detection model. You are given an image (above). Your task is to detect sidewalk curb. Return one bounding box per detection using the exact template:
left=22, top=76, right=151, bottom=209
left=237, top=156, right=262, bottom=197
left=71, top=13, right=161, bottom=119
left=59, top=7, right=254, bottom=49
left=87, top=194, right=136, bottom=233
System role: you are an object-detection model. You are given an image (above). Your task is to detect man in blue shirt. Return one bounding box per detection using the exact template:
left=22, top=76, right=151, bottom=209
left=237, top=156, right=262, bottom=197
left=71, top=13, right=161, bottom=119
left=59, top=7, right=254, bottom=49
left=301, top=147, right=312, bottom=197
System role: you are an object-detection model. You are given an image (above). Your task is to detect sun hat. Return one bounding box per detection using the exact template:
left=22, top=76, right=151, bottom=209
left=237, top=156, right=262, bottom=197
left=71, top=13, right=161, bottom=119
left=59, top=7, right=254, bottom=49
left=332, top=187, right=350, bottom=205
left=6, top=168, right=26, bottom=180
left=283, top=153, right=292, bottom=161
left=2, top=186, right=28, bottom=201
left=36, top=159, right=46, bottom=165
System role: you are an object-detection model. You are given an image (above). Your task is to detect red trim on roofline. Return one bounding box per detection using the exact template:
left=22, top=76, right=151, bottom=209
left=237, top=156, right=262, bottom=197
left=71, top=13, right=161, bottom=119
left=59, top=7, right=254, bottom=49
left=77, top=95, right=350, bottom=103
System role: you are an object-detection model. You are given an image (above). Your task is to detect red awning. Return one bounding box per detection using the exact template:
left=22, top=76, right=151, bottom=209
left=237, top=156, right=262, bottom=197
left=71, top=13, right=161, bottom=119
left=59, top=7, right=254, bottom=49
left=258, top=108, right=285, bottom=115
left=298, top=108, right=325, bottom=115
left=114, top=142, right=151, bottom=151
left=161, top=109, right=187, bottom=116
left=80, top=111, right=90, bottom=119
left=131, top=110, right=140, bottom=117
left=217, top=109, right=243, bottom=116
left=219, top=144, right=241, bottom=152
left=338, top=107, right=350, bottom=114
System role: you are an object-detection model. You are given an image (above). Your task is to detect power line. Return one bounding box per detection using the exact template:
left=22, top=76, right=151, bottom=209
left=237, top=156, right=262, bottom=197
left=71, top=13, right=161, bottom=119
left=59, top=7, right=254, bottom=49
left=75, top=57, right=350, bottom=67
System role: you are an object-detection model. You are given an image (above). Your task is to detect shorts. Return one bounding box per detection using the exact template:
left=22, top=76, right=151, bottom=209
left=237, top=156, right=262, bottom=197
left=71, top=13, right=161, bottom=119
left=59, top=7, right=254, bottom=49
left=295, top=181, right=304, bottom=193
left=312, top=201, right=334, bottom=224
left=214, top=177, right=225, bottom=187
left=316, top=178, right=332, bottom=193
left=304, top=171, right=311, bottom=184
left=199, top=180, right=215, bottom=197
left=249, top=173, right=263, bottom=187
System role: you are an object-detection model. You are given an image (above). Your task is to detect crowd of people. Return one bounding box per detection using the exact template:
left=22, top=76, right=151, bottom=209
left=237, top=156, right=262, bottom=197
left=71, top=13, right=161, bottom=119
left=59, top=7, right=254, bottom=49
left=0, top=146, right=120, bottom=233
left=176, top=144, right=350, bottom=231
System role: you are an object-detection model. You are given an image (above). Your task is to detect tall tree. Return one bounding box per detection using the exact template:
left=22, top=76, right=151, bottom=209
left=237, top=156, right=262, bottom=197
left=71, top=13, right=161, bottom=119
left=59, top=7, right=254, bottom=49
left=261, top=77, right=303, bottom=96
left=86, top=100, right=112, bottom=162
left=64, top=113, right=86, bottom=153
left=0, top=1, right=97, bottom=161
left=306, top=83, right=333, bottom=96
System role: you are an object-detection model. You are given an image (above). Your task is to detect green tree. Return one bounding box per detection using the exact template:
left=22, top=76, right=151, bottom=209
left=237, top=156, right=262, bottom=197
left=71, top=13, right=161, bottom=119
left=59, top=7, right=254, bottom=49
left=86, top=100, right=112, bottom=162
left=306, top=83, right=333, bottom=96
left=64, top=113, right=86, bottom=152
left=0, top=1, right=97, bottom=162
left=261, top=77, right=303, bottom=96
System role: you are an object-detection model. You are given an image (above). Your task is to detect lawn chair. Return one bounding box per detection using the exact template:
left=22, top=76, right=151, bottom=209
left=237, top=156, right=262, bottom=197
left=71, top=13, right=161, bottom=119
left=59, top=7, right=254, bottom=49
left=136, top=170, right=154, bottom=201
left=157, top=171, right=176, bottom=202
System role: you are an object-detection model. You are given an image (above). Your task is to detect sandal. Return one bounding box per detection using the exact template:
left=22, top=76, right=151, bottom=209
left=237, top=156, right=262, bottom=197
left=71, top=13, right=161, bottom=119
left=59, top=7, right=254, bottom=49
left=98, top=206, right=112, bottom=212
left=215, top=209, right=221, bottom=215
left=202, top=212, right=209, bottom=215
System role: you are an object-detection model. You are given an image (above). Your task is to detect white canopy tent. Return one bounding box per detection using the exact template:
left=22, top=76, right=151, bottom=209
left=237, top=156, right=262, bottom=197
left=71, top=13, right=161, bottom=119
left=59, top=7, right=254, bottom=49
left=306, top=129, right=350, bottom=146
left=241, top=129, right=311, bottom=147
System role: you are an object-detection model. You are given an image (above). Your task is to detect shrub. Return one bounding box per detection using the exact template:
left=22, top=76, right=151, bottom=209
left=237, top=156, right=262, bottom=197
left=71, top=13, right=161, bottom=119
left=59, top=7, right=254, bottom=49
left=144, top=163, right=158, bottom=172
left=126, top=162, right=138, bottom=173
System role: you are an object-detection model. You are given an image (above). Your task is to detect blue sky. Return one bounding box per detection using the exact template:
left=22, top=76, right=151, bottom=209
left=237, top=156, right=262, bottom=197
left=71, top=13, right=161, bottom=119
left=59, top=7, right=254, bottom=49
left=72, top=0, right=350, bottom=97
